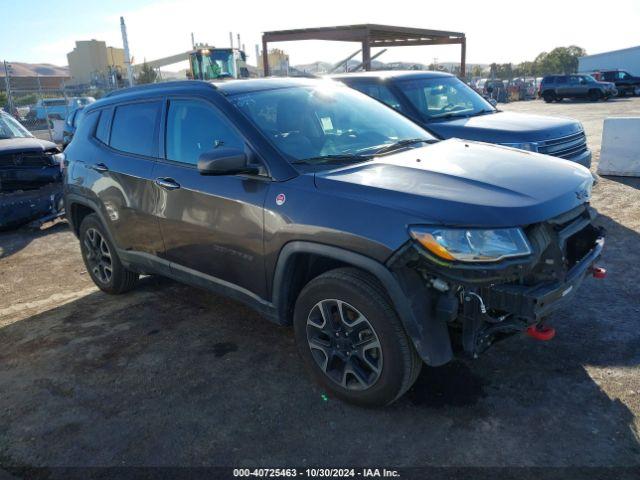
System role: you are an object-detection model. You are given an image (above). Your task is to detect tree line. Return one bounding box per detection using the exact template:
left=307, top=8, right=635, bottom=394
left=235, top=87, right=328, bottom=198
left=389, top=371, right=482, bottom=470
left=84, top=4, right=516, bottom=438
left=470, top=46, right=587, bottom=78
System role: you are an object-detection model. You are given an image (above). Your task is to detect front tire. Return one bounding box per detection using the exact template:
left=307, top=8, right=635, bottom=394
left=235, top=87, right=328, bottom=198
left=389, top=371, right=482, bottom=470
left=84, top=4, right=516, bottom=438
left=79, top=214, right=139, bottom=294
left=542, top=91, right=556, bottom=103
left=293, top=268, right=422, bottom=406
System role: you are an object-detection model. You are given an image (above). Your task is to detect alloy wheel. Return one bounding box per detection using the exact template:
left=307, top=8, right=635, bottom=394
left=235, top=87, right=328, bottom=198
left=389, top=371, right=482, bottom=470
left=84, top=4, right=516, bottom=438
left=83, top=228, right=113, bottom=284
left=306, top=299, right=383, bottom=391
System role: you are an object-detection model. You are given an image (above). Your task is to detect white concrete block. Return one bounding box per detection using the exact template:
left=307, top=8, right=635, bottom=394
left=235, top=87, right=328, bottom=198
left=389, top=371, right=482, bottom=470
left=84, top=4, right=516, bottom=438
left=598, top=117, right=640, bottom=177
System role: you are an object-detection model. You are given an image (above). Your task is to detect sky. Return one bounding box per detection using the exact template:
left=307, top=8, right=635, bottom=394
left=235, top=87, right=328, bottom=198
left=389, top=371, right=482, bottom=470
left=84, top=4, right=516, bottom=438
left=1, top=0, right=639, bottom=70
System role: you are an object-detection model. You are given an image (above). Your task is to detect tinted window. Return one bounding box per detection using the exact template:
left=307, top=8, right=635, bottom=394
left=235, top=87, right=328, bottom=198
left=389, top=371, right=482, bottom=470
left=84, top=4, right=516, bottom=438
left=556, top=76, right=568, bottom=84
left=166, top=99, right=244, bottom=165
left=76, top=110, right=100, bottom=142
left=110, top=102, right=161, bottom=157
left=95, top=108, right=112, bottom=144
left=350, top=82, right=404, bottom=113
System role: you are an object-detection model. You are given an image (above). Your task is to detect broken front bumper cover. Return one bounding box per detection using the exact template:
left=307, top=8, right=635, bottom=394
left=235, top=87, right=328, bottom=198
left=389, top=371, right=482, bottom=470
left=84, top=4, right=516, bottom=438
left=388, top=206, right=605, bottom=362
left=478, top=235, right=604, bottom=322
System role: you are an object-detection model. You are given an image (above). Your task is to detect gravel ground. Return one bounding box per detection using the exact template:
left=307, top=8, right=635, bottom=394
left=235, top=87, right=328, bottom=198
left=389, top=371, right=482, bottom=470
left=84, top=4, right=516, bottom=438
left=0, top=97, right=639, bottom=474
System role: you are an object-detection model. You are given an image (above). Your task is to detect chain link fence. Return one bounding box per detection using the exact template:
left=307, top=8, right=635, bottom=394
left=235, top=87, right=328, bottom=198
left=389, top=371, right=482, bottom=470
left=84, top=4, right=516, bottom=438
left=1, top=80, right=118, bottom=143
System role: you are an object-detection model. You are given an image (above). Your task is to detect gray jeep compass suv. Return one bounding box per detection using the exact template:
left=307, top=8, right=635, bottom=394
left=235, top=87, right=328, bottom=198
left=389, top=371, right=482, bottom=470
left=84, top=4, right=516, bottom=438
left=63, top=79, right=605, bottom=406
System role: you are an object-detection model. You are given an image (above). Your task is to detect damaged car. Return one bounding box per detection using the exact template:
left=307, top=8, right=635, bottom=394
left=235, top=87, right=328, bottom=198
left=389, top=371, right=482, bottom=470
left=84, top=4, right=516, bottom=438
left=0, top=110, right=64, bottom=229
left=64, top=79, right=605, bottom=406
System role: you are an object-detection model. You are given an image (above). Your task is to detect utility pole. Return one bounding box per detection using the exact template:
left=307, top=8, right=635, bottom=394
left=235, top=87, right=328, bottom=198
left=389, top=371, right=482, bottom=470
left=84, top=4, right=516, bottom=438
left=3, top=60, right=14, bottom=113
left=237, top=34, right=241, bottom=50
left=229, top=32, right=233, bottom=48
left=191, top=32, right=195, bottom=49
left=120, top=17, right=134, bottom=87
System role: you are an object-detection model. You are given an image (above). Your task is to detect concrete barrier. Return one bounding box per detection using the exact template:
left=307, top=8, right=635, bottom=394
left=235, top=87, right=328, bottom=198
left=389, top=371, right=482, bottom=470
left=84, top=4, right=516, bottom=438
left=597, top=117, right=640, bottom=177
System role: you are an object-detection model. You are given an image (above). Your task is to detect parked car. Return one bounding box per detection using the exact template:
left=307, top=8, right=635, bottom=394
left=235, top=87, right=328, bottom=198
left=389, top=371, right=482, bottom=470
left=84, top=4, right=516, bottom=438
left=539, top=75, right=617, bottom=103
left=64, top=79, right=605, bottom=406
left=62, top=106, right=85, bottom=148
left=332, top=71, right=592, bottom=168
left=593, top=70, right=640, bottom=97
left=34, top=96, right=95, bottom=121
left=0, top=111, right=64, bottom=228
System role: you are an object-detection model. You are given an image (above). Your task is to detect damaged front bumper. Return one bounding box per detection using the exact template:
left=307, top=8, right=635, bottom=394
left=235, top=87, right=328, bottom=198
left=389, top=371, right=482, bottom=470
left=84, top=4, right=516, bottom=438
left=0, top=183, right=64, bottom=229
left=388, top=204, right=605, bottom=363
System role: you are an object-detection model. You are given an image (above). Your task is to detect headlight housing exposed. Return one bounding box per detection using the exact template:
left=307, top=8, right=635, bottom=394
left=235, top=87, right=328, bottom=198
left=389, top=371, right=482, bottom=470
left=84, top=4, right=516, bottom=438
left=500, top=142, right=538, bottom=152
left=409, top=226, right=532, bottom=263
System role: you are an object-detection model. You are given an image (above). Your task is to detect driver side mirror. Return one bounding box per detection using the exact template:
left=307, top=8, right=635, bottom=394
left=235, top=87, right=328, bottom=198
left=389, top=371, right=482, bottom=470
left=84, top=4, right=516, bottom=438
left=197, top=148, right=258, bottom=176
left=488, top=98, right=498, bottom=107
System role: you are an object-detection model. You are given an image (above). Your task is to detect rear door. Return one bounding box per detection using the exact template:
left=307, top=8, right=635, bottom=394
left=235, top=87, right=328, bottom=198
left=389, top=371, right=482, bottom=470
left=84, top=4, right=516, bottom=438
left=89, top=100, right=165, bottom=262
left=555, top=76, right=571, bottom=96
left=152, top=96, right=270, bottom=299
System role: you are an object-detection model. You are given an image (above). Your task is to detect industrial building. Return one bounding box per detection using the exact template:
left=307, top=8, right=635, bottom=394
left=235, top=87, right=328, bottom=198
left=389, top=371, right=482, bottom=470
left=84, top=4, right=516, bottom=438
left=579, top=45, right=640, bottom=75
left=257, top=49, right=290, bottom=76
left=66, top=40, right=125, bottom=85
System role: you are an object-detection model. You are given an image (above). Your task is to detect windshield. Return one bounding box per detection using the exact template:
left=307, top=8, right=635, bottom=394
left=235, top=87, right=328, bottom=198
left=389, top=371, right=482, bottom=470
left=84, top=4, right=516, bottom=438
left=396, top=76, right=495, bottom=121
left=228, top=82, right=435, bottom=164
left=192, top=49, right=236, bottom=80
left=0, top=113, right=33, bottom=139
left=581, top=75, right=597, bottom=83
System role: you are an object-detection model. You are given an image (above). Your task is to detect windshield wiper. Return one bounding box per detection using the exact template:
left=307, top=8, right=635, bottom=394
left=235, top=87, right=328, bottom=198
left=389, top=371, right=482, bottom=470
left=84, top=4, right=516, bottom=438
left=371, top=138, right=434, bottom=155
left=473, top=109, right=497, bottom=116
left=291, top=153, right=372, bottom=166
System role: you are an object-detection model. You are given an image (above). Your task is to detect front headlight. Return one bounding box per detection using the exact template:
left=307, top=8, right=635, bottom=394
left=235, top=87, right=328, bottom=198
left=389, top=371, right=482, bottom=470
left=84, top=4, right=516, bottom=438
left=500, top=142, right=538, bottom=152
left=409, top=227, right=532, bottom=263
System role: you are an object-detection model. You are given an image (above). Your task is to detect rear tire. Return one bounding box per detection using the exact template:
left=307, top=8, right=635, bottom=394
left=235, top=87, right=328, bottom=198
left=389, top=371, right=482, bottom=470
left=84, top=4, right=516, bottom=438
left=542, top=91, right=556, bottom=103
left=588, top=89, right=602, bottom=102
left=79, top=214, right=139, bottom=294
left=293, top=268, right=422, bottom=406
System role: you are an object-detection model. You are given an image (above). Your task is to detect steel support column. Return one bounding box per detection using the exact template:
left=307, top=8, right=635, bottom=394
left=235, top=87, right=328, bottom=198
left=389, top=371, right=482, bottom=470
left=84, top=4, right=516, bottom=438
left=460, top=37, right=467, bottom=78
left=262, top=38, right=269, bottom=77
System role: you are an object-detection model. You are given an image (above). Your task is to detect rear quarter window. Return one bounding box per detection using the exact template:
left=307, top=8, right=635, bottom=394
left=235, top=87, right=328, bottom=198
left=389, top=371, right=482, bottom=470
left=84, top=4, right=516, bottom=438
left=95, top=108, right=112, bottom=144
left=74, top=110, right=100, bottom=142
left=109, top=101, right=161, bottom=157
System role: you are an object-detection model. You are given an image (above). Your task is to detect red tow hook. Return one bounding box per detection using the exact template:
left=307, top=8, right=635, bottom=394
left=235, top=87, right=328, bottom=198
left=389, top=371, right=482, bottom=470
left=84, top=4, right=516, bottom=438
left=527, top=324, right=556, bottom=341
left=590, top=266, right=607, bottom=279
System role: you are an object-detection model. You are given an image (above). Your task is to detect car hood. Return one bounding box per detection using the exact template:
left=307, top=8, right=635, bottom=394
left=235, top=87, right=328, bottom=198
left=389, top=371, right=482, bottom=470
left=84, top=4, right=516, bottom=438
left=0, top=137, right=58, bottom=155
left=425, top=111, right=582, bottom=144
left=313, top=139, right=593, bottom=227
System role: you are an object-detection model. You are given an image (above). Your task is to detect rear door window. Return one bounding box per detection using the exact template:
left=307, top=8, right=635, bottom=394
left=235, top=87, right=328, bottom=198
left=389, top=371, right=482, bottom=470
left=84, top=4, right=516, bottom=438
left=110, top=101, right=161, bottom=157
left=556, top=76, right=568, bottom=84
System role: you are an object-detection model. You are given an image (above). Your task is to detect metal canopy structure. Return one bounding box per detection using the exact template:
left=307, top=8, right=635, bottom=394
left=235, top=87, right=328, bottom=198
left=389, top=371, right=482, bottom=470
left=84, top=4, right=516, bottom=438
left=261, top=24, right=466, bottom=76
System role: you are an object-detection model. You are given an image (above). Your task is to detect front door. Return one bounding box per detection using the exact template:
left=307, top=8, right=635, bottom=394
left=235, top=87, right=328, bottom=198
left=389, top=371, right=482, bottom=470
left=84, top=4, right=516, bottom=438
left=152, top=97, right=270, bottom=299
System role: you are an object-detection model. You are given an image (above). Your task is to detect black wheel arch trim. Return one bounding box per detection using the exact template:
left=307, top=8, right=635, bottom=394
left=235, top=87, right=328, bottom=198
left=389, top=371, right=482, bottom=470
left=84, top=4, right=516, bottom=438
left=65, top=194, right=111, bottom=239
left=272, top=241, right=453, bottom=366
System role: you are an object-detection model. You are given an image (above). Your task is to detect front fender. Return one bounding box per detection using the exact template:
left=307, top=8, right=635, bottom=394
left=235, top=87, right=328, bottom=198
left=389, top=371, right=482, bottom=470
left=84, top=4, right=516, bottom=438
left=272, top=241, right=453, bottom=366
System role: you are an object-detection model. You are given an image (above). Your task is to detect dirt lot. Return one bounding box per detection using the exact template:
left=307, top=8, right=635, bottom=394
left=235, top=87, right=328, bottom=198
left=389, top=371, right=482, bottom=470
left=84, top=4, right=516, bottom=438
left=1, top=97, right=639, bottom=474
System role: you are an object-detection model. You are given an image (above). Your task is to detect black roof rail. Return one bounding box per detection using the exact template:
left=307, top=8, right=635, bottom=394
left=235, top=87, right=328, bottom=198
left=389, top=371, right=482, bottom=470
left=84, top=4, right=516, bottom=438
left=104, top=80, right=217, bottom=98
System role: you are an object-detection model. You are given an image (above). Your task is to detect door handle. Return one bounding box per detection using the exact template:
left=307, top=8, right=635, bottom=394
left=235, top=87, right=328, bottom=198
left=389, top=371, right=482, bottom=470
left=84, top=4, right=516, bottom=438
left=155, top=177, right=181, bottom=190
left=91, top=162, right=109, bottom=172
